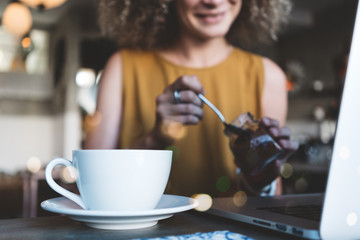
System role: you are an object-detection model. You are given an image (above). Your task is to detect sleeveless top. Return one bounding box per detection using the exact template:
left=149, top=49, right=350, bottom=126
left=119, top=48, right=264, bottom=197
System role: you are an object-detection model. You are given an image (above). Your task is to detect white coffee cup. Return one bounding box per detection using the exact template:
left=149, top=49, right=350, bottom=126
left=45, top=149, right=172, bottom=211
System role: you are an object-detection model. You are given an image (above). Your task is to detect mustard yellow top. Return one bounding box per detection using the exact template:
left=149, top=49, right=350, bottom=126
left=119, top=48, right=264, bottom=197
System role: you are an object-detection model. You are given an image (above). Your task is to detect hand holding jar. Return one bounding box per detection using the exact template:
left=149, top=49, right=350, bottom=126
left=228, top=112, right=299, bottom=193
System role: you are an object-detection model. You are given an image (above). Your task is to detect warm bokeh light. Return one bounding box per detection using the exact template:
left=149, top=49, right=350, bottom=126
left=21, top=37, right=32, bottom=48
left=339, top=146, right=350, bottom=160
left=232, top=191, right=247, bottom=207
left=216, top=176, right=231, bottom=192
left=192, top=194, right=213, bottom=212
left=27, top=156, right=42, bottom=173
left=286, top=80, right=295, bottom=92
left=347, top=213, right=357, bottom=226
left=60, top=166, right=78, bottom=183
left=83, top=111, right=102, bottom=132
left=162, top=122, right=187, bottom=140
left=280, top=163, right=293, bottom=179
left=2, top=2, right=33, bottom=38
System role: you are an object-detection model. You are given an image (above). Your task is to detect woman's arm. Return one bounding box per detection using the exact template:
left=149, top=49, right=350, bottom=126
left=261, top=57, right=288, bottom=195
left=83, top=52, right=123, bottom=149
left=84, top=53, right=204, bottom=150
left=261, top=57, right=288, bottom=126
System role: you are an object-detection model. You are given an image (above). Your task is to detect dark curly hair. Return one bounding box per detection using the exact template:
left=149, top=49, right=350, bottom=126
left=98, top=0, right=292, bottom=50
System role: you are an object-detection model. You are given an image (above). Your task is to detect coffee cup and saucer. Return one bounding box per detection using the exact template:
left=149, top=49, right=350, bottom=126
left=41, top=149, right=198, bottom=230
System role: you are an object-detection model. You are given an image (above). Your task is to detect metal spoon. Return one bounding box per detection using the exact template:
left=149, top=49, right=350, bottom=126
left=198, top=94, right=248, bottom=135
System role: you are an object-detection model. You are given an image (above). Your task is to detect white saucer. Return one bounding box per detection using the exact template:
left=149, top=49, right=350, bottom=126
left=41, top=194, right=198, bottom=230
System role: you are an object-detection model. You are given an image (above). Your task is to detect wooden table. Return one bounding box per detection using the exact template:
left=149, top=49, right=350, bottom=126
left=0, top=210, right=303, bottom=240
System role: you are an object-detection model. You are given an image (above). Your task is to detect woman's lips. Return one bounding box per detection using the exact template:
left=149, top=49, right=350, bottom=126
left=195, top=12, right=225, bottom=24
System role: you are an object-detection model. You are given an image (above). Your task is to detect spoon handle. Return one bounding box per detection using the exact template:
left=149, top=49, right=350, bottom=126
left=198, top=94, right=226, bottom=123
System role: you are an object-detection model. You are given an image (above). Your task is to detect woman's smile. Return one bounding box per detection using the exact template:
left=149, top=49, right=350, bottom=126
left=194, top=11, right=226, bottom=24
left=176, top=0, right=242, bottom=40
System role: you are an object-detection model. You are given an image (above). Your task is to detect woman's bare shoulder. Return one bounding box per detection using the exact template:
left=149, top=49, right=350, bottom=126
left=106, top=51, right=122, bottom=68
left=261, top=57, right=287, bottom=125
left=262, top=57, right=286, bottom=85
left=98, top=51, right=123, bottom=85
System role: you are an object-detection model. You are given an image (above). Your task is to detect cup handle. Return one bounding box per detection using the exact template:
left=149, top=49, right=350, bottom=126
left=45, top=158, right=86, bottom=209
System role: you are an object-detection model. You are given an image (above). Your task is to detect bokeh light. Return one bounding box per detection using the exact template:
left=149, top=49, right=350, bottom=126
left=21, top=36, right=32, bottom=48
left=347, top=213, right=357, bottom=226
left=83, top=111, right=102, bottom=132
left=76, top=68, right=96, bottom=88
left=2, top=2, right=32, bottom=38
left=27, top=156, right=42, bottom=173
left=232, top=191, right=247, bottom=207
left=313, top=80, right=324, bottom=92
left=280, top=163, right=293, bottom=179
left=162, top=122, right=186, bottom=140
left=216, top=176, right=231, bottom=192
left=165, top=145, right=179, bottom=162
left=192, top=194, right=213, bottom=212
left=313, top=106, right=325, bottom=121
left=339, top=146, right=350, bottom=160
left=295, top=177, right=308, bottom=193
left=60, top=166, right=78, bottom=183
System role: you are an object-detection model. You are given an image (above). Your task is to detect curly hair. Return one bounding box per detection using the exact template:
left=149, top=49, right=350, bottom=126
left=97, top=0, right=292, bottom=50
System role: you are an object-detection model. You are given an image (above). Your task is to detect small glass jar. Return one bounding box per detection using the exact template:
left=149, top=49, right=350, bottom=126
left=227, top=112, right=286, bottom=175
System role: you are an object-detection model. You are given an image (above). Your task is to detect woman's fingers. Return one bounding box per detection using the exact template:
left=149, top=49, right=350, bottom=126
left=167, top=75, right=204, bottom=94
left=156, top=75, right=205, bottom=126
left=278, top=139, right=299, bottom=150
left=278, top=139, right=299, bottom=159
left=261, top=117, right=279, bottom=128
left=269, top=126, right=291, bottom=139
left=157, top=103, right=204, bottom=123
left=158, top=90, right=203, bottom=106
left=174, top=90, right=203, bottom=106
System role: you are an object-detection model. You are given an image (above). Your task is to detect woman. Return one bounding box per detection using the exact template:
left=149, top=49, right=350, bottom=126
left=84, top=0, right=298, bottom=197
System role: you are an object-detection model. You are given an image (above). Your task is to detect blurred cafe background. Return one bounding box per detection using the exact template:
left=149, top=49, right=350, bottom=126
left=0, top=0, right=357, bottom=218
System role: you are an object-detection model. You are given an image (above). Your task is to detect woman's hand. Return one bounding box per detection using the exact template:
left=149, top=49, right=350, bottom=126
left=231, top=116, right=299, bottom=193
left=151, top=75, right=204, bottom=146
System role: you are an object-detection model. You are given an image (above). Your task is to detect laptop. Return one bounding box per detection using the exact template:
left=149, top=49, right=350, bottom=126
left=207, top=1, right=360, bottom=239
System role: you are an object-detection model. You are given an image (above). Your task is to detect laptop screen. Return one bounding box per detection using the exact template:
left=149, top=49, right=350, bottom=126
left=319, top=0, right=360, bottom=237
